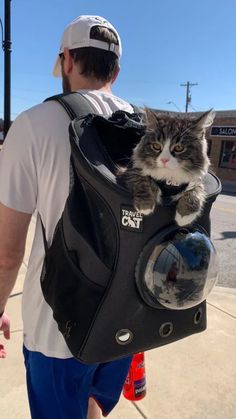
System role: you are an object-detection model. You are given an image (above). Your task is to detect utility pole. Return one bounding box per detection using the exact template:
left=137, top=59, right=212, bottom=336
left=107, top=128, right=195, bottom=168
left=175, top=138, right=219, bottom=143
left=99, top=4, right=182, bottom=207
left=180, top=81, right=198, bottom=113
left=2, top=0, right=12, bottom=138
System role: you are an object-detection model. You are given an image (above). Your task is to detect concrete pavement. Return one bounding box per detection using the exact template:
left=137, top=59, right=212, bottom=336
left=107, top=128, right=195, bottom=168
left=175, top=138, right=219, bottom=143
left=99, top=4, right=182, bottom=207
left=1, top=218, right=236, bottom=419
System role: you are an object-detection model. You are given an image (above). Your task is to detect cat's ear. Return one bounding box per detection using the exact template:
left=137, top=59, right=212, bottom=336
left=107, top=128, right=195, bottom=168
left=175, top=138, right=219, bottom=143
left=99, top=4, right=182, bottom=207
left=194, top=109, right=215, bottom=130
left=144, top=107, right=157, bottom=131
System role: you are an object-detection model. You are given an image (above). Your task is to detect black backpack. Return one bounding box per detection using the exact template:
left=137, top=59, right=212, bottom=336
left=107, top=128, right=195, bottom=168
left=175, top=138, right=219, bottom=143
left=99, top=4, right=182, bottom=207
left=40, top=92, right=221, bottom=364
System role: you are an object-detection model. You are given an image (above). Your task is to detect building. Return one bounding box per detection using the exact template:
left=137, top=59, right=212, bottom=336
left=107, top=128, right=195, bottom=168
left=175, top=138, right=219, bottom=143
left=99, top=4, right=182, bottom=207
left=206, top=111, right=236, bottom=191
left=0, top=119, right=13, bottom=144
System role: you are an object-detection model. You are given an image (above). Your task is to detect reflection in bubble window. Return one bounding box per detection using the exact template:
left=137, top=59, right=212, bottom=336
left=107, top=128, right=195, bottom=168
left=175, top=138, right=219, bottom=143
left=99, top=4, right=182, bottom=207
left=138, top=230, right=219, bottom=310
left=220, top=141, right=236, bottom=169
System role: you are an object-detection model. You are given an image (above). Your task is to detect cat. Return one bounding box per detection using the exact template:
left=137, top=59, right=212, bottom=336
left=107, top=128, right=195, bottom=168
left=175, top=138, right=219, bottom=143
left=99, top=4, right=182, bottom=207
left=117, top=107, right=215, bottom=226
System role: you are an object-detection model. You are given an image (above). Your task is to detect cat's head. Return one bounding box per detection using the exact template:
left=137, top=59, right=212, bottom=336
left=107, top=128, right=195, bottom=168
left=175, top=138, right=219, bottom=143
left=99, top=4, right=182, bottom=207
left=132, top=108, right=215, bottom=184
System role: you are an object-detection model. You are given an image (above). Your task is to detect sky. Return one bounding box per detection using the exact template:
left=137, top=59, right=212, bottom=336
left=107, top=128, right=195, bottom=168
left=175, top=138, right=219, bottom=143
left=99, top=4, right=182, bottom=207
left=1, top=0, right=236, bottom=120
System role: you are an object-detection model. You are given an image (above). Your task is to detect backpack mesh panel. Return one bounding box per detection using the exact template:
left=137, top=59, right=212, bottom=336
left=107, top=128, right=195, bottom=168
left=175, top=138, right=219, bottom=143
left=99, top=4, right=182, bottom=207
left=40, top=218, right=107, bottom=357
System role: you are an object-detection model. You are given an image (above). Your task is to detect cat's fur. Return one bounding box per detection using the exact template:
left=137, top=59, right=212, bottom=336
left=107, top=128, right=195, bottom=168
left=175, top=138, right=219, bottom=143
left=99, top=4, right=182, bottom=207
left=118, top=108, right=215, bottom=226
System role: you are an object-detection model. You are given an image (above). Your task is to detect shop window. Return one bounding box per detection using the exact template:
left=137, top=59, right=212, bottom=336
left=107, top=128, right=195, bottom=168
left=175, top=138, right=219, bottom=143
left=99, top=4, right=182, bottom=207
left=207, top=140, right=212, bottom=157
left=219, top=141, right=236, bottom=169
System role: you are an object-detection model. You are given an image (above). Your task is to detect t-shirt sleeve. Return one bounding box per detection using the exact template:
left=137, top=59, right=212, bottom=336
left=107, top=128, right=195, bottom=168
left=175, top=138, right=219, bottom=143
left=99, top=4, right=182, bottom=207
left=0, top=112, right=38, bottom=214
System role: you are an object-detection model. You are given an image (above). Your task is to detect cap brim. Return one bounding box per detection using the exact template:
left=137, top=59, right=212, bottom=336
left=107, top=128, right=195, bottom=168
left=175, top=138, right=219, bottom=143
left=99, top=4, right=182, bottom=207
left=53, top=56, right=62, bottom=77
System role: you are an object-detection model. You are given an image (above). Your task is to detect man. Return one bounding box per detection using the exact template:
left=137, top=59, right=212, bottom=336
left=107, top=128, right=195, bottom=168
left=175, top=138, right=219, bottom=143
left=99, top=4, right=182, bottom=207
left=0, top=15, right=133, bottom=419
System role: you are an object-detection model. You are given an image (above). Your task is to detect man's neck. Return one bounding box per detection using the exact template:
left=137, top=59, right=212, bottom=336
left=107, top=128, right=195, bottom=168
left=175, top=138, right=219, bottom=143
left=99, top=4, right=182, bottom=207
left=71, top=77, right=113, bottom=93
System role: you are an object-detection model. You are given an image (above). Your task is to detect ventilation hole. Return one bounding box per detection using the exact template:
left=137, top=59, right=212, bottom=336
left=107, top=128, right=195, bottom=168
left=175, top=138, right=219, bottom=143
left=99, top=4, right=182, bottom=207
left=179, top=228, right=189, bottom=235
left=115, top=329, right=133, bottom=345
left=194, top=307, right=203, bottom=325
left=159, top=322, right=173, bottom=338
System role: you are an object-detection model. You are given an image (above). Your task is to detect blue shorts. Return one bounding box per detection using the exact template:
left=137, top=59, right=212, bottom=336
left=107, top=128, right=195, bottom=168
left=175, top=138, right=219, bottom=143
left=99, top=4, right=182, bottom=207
left=23, top=346, right=132, bottom=419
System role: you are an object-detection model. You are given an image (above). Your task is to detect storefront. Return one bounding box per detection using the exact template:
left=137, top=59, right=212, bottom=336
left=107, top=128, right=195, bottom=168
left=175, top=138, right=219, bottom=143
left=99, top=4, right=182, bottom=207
left=206, top=110, right=236, bottom=189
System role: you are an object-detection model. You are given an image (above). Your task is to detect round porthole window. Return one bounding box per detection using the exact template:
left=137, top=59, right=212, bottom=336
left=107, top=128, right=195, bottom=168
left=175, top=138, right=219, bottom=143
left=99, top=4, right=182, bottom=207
left=135, top=226, right=219, bottom=310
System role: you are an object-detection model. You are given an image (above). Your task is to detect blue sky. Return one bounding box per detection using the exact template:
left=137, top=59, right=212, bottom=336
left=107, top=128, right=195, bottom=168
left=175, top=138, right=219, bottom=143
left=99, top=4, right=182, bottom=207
left=1, top=0, right=236, bottom=120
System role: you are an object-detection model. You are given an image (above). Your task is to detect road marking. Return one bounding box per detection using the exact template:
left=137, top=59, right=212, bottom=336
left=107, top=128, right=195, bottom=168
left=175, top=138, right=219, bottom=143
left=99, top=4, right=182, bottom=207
left=213, top=205, right=236, bottom=214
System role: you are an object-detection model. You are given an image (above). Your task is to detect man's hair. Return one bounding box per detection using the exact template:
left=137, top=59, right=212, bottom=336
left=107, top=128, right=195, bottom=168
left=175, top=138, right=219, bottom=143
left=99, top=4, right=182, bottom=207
left=69, top=26, right=119, bottom=82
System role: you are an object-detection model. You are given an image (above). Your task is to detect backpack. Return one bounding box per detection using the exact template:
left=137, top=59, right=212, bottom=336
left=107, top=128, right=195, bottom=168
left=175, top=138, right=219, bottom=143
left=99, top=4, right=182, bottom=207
left=40, top=92, right=221, bottom=364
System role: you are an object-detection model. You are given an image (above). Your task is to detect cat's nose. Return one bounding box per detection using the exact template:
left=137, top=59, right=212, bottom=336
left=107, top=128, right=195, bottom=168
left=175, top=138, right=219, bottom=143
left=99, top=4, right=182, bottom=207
left=161, top=158, right=169, bottom=166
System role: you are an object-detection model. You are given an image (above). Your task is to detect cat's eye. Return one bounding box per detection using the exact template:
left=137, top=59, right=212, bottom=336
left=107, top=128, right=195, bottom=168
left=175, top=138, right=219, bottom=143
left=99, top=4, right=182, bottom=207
left=151, top=143, right=162, bottom=152
left=173, top=144, right=185, bottom=153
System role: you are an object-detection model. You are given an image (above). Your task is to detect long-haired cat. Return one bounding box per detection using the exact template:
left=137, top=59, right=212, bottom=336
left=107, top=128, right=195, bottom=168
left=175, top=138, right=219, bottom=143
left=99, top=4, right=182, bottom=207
left=118, top=108, right=215, bottom=226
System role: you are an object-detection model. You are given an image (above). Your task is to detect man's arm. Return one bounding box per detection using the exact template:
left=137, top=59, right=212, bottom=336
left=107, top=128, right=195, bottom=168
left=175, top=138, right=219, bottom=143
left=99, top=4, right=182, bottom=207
left=0, top=203, right=31, bottom=313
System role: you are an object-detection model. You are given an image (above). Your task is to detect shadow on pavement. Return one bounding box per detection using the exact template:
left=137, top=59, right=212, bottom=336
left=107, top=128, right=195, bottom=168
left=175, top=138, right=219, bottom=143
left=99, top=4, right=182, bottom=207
left=216, top=231, right=236, bottom=240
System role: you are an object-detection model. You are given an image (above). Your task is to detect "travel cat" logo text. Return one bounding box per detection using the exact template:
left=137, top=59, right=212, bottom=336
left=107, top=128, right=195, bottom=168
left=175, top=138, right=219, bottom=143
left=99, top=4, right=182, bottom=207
left=120, top=207, right=143, bottom=232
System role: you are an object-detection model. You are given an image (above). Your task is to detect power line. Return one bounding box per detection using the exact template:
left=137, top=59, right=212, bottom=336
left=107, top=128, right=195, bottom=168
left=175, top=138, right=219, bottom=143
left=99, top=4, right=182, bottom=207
left=166, top=101, right=182, bottom=112
left=180, top=81, right=198, bottom=113
left=189, top=104, right=199, bottom=112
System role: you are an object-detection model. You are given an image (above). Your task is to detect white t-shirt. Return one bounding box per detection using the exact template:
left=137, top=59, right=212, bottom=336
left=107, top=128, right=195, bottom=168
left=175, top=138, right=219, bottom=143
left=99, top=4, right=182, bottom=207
left=0, top=90, right=133, bottom=358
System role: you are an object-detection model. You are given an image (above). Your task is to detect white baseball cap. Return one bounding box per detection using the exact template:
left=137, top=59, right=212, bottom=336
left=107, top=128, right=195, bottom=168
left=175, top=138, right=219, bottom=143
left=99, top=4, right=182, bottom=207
left=53, top=15, right=122, bottom=77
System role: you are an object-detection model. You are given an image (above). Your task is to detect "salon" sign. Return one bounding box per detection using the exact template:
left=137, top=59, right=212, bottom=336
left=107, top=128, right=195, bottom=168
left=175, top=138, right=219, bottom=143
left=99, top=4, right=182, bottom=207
left=210, top=126, right=236, bottom=137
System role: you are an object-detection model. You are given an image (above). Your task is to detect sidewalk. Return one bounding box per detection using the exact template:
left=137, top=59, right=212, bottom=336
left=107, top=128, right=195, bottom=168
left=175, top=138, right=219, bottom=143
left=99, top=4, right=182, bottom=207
left=221, top=180, right=236, bottom=196
left=1, top=219, right=236, bottom=419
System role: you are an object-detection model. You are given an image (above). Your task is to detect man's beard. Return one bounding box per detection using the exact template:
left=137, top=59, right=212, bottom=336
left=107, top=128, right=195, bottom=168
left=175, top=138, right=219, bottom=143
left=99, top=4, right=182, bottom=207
left=61, top=63, right=71, bottom=93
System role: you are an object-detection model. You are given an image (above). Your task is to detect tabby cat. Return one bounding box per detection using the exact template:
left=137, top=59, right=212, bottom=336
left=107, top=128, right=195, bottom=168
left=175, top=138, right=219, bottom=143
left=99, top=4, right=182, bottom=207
left=118, top=108, right=215, bottom=226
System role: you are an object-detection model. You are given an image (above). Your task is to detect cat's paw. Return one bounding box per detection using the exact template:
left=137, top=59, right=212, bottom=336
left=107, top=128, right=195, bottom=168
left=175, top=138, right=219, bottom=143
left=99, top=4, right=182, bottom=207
left=134, top=202, right=155, bottom=216
left=175, top=211, right=199, bottom=226
left=139, top=207, right=155, bottom=216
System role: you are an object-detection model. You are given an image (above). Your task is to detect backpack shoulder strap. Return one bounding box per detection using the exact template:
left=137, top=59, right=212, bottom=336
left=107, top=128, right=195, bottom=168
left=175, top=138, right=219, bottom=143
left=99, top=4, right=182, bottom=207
left=40, top=92, right=99, bottom=248
left=130, top=104, right=145, bottom=115
left=46, top=93, right=143, bottom=120
left=44, top=92, right=99, bottom=120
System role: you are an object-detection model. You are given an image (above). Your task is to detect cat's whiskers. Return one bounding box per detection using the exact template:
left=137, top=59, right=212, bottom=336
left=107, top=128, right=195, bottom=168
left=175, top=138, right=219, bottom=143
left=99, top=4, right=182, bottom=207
left=183, top=163, right=208, bottom=177
left=140, top=164, right=194, bottom=184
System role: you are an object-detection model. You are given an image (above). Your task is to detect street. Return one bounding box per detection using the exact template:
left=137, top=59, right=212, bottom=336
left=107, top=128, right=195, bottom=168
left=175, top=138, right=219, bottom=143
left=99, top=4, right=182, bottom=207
left=211, top=193, right=236, bottom=289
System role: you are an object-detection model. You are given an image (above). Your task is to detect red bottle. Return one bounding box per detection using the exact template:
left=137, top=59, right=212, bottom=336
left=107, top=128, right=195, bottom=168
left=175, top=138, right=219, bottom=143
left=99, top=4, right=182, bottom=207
left=123, top=352, right=146, bottom=401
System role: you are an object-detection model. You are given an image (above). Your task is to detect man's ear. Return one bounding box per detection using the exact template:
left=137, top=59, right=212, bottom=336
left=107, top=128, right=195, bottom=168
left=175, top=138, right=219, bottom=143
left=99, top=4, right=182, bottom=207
left=111, top=66, right=120, bottom=84
left=62, top=47, right=73, bottom=75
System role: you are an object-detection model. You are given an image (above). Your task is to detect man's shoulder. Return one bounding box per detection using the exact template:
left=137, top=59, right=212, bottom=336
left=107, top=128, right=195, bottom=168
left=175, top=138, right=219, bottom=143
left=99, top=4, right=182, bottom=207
left=6, top=99, right=72, bottom=147
left=13, top=99, right=72, bottom=138
left=23, top=99, right=70, bottom=120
